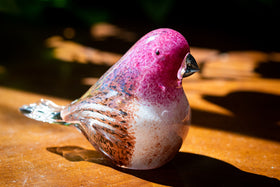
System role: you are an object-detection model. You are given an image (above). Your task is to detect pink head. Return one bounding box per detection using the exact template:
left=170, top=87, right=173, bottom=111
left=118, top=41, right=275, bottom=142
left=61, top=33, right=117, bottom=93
left=92, top=28, right=199, bottom=105
left=129, top=28, right=190, bottom=82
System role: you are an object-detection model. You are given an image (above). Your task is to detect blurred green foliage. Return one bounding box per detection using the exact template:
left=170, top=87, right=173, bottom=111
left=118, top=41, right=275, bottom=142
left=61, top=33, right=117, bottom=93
left=1, top=0, right=279, bottom=25
left=139, top=0, right=174, bottom=23
left=0, top=0, right=110, bottom=25
left=0, top=0, right=279, bottom=51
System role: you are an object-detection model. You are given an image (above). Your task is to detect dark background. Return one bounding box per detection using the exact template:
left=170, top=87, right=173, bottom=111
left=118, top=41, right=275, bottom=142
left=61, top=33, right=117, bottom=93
left=1, top=0, right=280, bottom=99
left=2, top=0, right=280, bottom=50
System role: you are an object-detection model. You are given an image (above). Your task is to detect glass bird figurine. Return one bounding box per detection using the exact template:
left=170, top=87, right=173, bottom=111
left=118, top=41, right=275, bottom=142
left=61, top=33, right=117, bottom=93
left=20, top=28, right=199, bottom=170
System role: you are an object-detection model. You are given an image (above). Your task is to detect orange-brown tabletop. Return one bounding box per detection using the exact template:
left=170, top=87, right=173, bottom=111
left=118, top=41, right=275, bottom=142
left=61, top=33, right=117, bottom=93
left=1, top=47, right=279, bottom=186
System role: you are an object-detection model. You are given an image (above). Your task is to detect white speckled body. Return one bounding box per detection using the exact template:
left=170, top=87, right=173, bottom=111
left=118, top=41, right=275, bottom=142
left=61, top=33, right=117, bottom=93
left=130, top=95, right=190, bottom=169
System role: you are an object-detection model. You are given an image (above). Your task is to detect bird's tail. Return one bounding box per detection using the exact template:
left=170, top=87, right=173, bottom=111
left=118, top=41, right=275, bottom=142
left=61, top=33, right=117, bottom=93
left=19, top=99, right=71, bottom=126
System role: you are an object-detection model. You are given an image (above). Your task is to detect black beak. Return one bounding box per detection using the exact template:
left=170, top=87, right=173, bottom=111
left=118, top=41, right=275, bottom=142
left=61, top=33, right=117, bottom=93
left=183, top=53, right=200, bottom=77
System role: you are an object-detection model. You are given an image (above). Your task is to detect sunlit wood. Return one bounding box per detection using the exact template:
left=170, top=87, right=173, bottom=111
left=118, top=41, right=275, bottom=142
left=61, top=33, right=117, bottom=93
left=1, top=44, right=279, bottom=185
left=46, top=36, right=122, bottom=66
left=91, top=22, right=137, bottom=42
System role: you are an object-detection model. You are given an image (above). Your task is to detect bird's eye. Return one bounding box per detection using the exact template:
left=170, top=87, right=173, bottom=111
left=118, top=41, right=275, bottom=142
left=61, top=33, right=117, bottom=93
left=155, top=49, right=160, bottom=55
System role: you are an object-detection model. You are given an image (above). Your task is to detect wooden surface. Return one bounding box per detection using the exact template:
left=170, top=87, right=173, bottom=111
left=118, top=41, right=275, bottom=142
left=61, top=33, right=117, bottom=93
left=1, top=48, right=280, bottom=186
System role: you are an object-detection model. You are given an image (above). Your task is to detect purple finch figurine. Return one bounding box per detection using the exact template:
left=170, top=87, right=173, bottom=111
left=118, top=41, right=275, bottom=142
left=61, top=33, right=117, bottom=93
left=20, top=28, right=199, bottom=170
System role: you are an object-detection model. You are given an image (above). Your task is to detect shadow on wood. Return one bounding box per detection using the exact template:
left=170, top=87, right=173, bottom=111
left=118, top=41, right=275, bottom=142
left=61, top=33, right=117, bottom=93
left=255, top=60, right=280, bottom=79
left=47, top=146, right=280, bottom=187
left=195, top=91, right=280, bottom=142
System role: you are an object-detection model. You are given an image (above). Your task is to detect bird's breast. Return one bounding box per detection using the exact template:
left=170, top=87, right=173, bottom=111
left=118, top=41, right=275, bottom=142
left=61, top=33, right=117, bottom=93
left=128, top=94, right=190, bottom=169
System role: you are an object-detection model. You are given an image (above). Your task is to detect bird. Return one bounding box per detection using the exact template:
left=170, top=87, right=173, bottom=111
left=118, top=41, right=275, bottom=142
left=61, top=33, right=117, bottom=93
left=20, top=28, right=199, bottom=170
